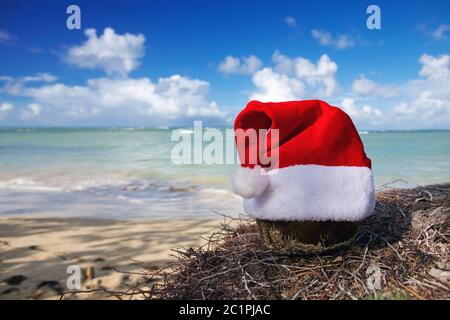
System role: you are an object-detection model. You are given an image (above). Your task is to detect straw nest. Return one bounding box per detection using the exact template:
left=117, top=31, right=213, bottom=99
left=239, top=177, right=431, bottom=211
left=63, top=183, right=450, bottom=300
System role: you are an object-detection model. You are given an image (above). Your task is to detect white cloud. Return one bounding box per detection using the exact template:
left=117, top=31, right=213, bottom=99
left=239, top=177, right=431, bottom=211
left=339, top=53, right=450, bottom=129
left=393, top=88, right=450, bottom=120
left=431, top=24, right=450, bottom=40
left=341, top=98, right=382, bottom=119
left=272, top=51, right=296, bottom=74
left=251, top=68, right=304, bottom=102
left=337, top=54, right=450, bottom=128
left=340, top=98, right=360, bottom=117
left=0, top=73, right=57, bottom=95
left=294, top=54, right=338, bottom=97
left=250, top=51, right=338, bottom=101
left=352, top=74, right=397, bottom=98
left=65, top=28, right=145, bottom=76
left=0, top=30, right=11, bottom=44
left=338, top=54, right=450, bottom=129
left=284, top=16, right=297, bottom=29
left=5, top=75, right=226, bottom=122
left=361, top=105, right=382, bottom=117
left=0, top=102, right=13, bottom=112
left=416, top=23, right=450, bottom=41
left=418, top=23, right=450, bottom=41
left=352, top=75, right=376, bottom=96
left=0, top=102, right=14, bottom=119
left=392, top=102, right=411, bottom=115
left=390, top=54, right=450, bottom=127
left=0, top=25, right=227, bottom=125
left=20, top=103, right=42, bottom=120
left=393, top=91, right=450, bottom=120
left=311, top=29, right=355, bottom=49
left=218, top=55, right=262, bottom=75
left=2, top=26, right=449, bottom=129
left=0, top=73, right=57, bottom=84
left=418, top=54, right=450, bottom=81
left=21, top=73, right=58, bottom=83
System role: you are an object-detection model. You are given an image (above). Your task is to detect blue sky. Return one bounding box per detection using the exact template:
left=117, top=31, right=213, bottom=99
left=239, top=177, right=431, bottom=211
left=0, top=0, right=450, bottom=129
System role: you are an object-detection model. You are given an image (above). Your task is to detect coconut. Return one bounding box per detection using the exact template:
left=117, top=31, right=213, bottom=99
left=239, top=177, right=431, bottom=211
left=256, top=219, right=360, bottom=254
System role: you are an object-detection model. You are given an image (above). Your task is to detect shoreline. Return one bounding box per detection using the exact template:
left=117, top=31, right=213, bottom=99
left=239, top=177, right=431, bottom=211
left=0, top=216, right=221, bottom=299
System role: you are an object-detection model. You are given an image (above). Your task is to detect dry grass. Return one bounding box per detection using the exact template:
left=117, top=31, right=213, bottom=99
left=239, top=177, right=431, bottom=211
left=62, top=183, right=450, bottom=300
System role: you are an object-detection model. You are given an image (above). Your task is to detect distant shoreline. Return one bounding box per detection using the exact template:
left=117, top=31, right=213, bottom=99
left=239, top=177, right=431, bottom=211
left=1, top=126, right=450, bottom=132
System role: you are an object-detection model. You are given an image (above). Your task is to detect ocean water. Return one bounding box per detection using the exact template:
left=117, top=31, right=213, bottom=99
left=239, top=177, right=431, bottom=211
left=0, top=128, right=449, bottom=219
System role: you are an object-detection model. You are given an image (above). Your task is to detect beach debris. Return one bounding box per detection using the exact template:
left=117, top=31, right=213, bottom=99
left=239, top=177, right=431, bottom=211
left=168, top=185, right=197, bottom=193
left=415, top=189, right=434, bottom=203
left=434, top=259, right=450, bottom=271
left=82, top=266, right=96, bottom=281
left=123, top=185, right=139, bottom=191
left=100, top=265, right=113, bottom=271
left=2, top=275, right=27, bottom=286
left=1, top=287, right=20, bottom=297
left=0, top=287, right=23, bottom=300
left=37, top=280, right=64, bottom=295
left=428, top=268, right=450, bottom=284
left=60, top=183, right=450, bottom=300
left=56, top=252, right=69, bottom=261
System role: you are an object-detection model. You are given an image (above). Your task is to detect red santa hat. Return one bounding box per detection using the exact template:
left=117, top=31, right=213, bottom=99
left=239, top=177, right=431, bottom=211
left=231, top=100, right=375, bottom=222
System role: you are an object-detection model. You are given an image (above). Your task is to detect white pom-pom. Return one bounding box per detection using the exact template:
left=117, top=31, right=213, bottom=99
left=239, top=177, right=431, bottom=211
left=231, top=166, right=269, bottom=199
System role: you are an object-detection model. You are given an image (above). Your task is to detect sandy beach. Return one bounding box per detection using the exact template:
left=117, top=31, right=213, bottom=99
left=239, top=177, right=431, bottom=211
left=0, top=217, right=221, bottom=299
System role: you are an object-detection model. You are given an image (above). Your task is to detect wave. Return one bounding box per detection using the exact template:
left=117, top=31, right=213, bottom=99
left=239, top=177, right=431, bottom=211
left=0, top=175, right=241, bottom=219
left=177, top=129, right=194, bottom=135
left=0, top=177, right=61, bottom=192
left=0, top=174, right=234, bottom=200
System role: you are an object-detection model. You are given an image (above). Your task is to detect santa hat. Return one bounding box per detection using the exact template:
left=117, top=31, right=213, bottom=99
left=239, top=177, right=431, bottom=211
left=232, top=100, right=375, bottom=222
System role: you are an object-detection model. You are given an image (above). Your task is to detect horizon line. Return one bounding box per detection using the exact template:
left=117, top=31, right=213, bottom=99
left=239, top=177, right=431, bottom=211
left=1, top=126, right=450, bottom=132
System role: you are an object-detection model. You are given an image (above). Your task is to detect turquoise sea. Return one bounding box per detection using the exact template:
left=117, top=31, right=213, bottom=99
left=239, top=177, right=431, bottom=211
left=0, top=128, right=449, bottom=219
